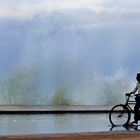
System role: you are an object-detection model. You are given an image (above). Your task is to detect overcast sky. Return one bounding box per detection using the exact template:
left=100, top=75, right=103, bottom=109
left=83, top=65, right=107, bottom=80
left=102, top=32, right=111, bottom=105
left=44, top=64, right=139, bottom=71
left=0, top=0, right=140, bottom=105
left=0, top=0, right=140, bottom=79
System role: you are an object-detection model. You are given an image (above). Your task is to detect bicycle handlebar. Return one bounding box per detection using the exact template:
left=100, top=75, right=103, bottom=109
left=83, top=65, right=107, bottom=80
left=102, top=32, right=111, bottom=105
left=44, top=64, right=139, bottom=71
left=125, top=92, right=134, bottom=97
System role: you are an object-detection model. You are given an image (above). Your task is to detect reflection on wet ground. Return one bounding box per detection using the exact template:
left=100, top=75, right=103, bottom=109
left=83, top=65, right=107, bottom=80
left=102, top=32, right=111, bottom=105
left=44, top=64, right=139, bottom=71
left=110, top=125, right=139, bottom=131
left=0, top=113, right=139, bottom=135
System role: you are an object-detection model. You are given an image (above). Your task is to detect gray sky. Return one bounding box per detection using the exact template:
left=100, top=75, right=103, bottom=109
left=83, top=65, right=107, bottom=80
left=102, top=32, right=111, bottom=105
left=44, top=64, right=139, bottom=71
left=0, top=0, right=140, bottom=105
left=0, top=0, right=140, bottom=78
left=0, top=0, right=140, bottom=20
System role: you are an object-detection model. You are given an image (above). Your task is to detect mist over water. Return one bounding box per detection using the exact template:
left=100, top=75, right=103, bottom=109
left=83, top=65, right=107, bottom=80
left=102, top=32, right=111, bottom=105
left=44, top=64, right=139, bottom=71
left=0, top=66, right=133, bottom=105
left=0, top=7, right=139, bottom=105
left=0, top=67, right=133, bottom=105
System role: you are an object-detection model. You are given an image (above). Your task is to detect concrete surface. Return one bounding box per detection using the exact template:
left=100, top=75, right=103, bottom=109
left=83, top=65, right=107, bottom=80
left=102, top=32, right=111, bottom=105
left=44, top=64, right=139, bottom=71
left=0, top=131, right=139, bottom=140
left=0, top=105, right=113, bottom=114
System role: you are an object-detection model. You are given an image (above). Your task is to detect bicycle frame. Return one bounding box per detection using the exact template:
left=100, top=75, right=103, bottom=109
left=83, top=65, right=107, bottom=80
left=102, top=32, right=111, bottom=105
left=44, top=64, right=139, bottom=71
left=125, top=94, right=135, bottom=113
left=109, top=94, right=137, bottom=126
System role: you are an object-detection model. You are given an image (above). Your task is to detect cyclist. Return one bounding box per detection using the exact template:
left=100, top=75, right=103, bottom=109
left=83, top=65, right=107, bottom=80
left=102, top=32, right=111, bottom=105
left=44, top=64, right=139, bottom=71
left=129, top=73, right=140, bottom=125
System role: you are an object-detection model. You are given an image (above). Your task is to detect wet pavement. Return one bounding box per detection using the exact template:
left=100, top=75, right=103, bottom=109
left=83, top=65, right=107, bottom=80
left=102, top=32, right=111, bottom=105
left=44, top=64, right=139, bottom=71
left=0, top=113, right=138, bottom=136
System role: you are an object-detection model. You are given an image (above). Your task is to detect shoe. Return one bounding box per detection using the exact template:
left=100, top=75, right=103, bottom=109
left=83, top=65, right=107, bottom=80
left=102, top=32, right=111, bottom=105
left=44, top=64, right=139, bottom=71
left=129, top=121, right=138, bottom=125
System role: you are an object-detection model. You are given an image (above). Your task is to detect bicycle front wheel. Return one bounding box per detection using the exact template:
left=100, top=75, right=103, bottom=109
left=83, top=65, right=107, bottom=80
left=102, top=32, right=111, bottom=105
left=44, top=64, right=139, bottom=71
left=109, top=104, right=131, bottom=126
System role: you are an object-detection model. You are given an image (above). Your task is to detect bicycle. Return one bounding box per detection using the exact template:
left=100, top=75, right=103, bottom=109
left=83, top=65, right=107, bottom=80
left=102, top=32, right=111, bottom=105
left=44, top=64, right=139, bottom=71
left=109, top=93, right=136, bottom=126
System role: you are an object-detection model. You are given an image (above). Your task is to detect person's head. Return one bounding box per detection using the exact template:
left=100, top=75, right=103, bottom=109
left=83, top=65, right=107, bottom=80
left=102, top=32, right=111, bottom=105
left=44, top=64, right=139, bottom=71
left=136, top=73, right=140, bottom=82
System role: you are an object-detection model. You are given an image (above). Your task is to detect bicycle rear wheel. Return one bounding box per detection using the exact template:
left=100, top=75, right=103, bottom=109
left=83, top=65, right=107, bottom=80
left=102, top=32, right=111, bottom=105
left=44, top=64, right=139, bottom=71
left=109, top=104, right=131, bottom=126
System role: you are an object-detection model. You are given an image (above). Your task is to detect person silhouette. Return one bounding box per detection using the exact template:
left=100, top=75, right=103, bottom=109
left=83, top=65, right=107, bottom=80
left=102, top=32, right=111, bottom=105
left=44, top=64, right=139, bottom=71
left=129, top=73, right=140, bottom=125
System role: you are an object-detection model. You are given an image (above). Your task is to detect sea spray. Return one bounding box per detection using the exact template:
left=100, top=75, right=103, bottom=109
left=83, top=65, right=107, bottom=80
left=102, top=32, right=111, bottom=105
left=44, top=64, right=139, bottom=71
left=0, top=67, right=134, bottom=105
left=70, top=68, right=133, bottom=105
left=0, top=10, right=138, bottom=105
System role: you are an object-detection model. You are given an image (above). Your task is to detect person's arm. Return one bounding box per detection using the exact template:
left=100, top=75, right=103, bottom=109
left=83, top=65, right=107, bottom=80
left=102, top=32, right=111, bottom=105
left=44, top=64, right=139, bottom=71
left=132, top=83, right=138, bottom=94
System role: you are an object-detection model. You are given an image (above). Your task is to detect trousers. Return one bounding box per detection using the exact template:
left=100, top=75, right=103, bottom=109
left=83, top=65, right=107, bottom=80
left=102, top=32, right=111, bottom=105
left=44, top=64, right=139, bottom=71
left=134, top=96, right=140, bottom=122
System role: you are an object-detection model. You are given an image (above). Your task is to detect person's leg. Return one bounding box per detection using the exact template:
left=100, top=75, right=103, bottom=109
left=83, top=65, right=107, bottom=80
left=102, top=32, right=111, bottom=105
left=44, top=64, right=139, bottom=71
left=134, top=103, right=139, bottom=123
left=134, top=96, right=140, bottom=123
left=136, top=96, right=140, bottom=121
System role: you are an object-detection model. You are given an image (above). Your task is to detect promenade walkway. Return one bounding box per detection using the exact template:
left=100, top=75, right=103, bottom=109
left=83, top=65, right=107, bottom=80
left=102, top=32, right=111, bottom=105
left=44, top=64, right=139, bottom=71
left=0, top=131, right=140, bottom=140
left=0, top=105, right=138, bottom=140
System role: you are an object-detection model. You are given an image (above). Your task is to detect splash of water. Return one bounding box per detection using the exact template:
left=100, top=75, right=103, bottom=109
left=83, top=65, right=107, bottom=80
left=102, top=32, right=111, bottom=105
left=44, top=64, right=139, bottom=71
left=0, top=67, right=134, bottom=105
left=0, top=12, right=137, bottom=105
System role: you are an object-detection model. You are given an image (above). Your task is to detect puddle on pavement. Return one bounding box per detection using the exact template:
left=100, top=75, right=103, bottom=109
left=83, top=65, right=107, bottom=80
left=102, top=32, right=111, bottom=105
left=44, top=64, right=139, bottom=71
left=0, top=113, right=138, bottom=135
